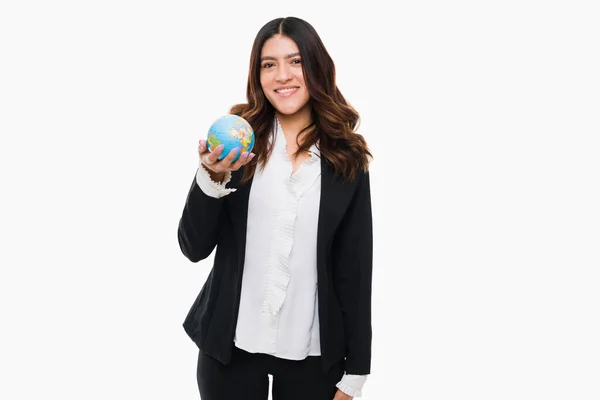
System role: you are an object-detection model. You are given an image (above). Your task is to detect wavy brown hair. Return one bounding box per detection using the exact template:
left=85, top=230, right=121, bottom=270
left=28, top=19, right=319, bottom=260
left=230, top=17, right=372, bottom=182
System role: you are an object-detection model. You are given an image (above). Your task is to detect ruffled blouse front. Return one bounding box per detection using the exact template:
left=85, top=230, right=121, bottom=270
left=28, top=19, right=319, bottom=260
left=234, top=118, right=323, bottom=359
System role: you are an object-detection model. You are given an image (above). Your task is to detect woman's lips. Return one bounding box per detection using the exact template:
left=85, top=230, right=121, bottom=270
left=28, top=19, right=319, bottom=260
left=275, top=87, right=299, bottom=97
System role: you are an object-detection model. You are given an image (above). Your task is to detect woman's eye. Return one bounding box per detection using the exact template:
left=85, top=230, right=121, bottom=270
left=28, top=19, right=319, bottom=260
left=292, top=59, right=301, bottom=64
left=262, top=63, right=274, bottom=68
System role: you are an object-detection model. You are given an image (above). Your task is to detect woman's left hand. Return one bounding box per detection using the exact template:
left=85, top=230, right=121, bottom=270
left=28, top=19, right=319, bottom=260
left=333, top=389, right=353, bottom=400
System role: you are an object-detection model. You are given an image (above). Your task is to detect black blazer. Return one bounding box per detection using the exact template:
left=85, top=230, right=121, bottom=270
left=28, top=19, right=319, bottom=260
left=177, top=157, right=373, bottom=375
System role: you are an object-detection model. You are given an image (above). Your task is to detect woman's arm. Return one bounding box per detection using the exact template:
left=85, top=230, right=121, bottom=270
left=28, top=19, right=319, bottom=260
left=177, top=170, right=227, bottom=262
left=178, top=139, right=254, bottom=262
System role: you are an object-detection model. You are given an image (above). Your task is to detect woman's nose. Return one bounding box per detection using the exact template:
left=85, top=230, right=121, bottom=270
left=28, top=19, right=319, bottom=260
left=276, top=65, right=291, bottom=82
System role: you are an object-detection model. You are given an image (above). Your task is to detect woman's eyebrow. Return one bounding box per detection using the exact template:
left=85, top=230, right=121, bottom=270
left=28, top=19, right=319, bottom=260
left=260, top=52, right=301, bottom=61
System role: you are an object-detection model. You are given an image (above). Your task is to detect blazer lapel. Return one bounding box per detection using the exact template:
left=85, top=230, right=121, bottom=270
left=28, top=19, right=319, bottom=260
left=315, top=157, right=357, bottom=339
left=226, top=170, right=253, bottom=273
left=317, top=158, right=357, bottom=260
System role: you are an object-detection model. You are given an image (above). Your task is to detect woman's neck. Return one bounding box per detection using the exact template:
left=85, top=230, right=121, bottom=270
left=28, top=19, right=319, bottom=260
left=275, top=106, right=312, bottom=146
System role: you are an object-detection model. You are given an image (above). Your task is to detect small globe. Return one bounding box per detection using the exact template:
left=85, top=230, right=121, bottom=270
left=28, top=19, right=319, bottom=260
left=206, top=114, right=255, bottom=163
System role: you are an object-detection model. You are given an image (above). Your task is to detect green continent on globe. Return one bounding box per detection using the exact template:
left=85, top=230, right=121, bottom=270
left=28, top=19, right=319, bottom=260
left=207, top=134, right=221, bottom=151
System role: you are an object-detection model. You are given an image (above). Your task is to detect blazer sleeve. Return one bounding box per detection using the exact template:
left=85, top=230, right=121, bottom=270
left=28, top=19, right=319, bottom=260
left=332, top=170, right=373, bottom=375
left=177, top=169, right=226, bottom=262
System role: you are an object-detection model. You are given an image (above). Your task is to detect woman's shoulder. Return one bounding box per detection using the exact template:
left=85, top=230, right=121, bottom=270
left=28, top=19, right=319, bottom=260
left=323, top=156, right=370, bottom=185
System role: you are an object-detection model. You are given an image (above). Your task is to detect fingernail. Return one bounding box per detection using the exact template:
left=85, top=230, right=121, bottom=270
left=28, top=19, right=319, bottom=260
left=217, top=144, right=224, bottom=150
left=241, top=152, right=248, bottom=159
left=233, top=147, right=240, bottom=154
left=249, top=153, right=256, bottom=160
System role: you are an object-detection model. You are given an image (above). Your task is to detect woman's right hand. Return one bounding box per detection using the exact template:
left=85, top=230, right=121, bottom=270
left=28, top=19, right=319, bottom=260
left=198, top=139, right=255, bottom=183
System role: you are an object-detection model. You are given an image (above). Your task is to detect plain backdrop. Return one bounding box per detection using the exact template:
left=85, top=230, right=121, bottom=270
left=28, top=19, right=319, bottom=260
left=1, top=0, right=599, bottom=399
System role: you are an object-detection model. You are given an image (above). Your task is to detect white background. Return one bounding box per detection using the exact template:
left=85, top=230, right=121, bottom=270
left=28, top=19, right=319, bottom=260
left=1, top=0, right=599, bottom=399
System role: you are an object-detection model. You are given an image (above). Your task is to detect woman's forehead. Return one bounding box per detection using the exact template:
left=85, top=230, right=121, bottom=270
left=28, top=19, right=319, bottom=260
left=260, top=35, right=300, bottom=58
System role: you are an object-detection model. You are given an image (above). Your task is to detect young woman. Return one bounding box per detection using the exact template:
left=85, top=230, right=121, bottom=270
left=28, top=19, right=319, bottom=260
left=178, top=16, right=373, bottom=400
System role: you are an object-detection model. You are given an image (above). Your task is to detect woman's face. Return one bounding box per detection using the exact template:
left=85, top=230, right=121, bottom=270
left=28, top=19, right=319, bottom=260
left=259, top=35, right=311, bottom=118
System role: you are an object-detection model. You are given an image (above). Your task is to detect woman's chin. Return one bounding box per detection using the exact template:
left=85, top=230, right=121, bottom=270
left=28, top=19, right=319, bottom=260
left=274, top=103, right=307, bottom=117
left=275, top=109, right=296, bottom=116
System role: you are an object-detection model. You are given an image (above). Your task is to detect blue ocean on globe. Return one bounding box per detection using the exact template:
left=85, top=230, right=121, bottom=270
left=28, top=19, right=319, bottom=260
left=207, top=114, right=255, bottom=162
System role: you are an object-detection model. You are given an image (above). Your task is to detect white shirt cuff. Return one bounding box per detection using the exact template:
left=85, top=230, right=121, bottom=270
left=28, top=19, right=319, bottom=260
left=195, top=163, right=236, bottom=198
left=336, top=374, right=368, bottom=397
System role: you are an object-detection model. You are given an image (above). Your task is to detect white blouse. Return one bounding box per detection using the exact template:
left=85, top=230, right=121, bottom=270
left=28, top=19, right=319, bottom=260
left=195, top=118, right=367, bottom=397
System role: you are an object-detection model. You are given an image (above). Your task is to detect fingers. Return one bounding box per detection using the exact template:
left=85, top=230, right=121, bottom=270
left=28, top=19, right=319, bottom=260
left=202, top=143, right=225, bottom=166
left=199, top=140, right=255, bottom=173
left=220, top=147, right=241, bottom=167
left=198, top=140, right=213, bottom=159
left=229, top=150, right=256, bottom=171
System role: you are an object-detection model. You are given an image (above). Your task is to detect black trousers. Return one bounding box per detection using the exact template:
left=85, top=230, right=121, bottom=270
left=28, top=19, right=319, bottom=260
left=197, top=346, right=345, bottom=400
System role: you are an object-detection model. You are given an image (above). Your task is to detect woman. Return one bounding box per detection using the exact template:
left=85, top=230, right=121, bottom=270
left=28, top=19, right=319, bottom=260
left=178, top=16, right=373, bottom=400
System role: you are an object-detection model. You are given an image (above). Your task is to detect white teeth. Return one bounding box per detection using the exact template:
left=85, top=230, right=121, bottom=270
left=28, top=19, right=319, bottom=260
left=276, top=88, right=297, bottom=93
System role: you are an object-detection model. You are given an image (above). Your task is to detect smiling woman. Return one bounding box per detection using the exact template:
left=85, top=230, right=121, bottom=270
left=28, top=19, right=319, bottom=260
left=177, top=16, right=374, bottom=400
left=259, top=40, right=310, bottom=118
left=230, top=17, right=372, bottom=184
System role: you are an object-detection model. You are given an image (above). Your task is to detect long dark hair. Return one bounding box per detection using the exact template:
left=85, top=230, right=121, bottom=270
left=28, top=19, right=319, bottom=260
left=230, top=17, right=372, bottom=182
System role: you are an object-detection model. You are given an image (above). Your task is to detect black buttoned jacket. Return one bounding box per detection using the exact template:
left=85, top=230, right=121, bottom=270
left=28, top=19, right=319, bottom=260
left=177, top=158, right=373, bottom=375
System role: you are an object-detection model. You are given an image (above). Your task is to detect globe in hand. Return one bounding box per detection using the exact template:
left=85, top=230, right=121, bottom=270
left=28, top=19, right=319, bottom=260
left=206, top=114, right=255, bottom=163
